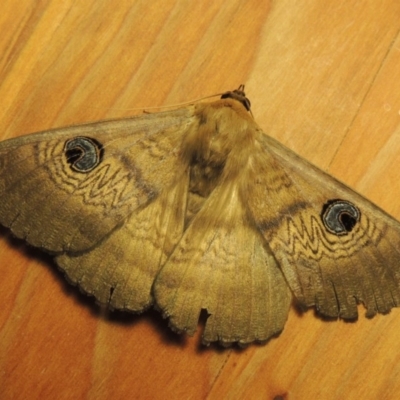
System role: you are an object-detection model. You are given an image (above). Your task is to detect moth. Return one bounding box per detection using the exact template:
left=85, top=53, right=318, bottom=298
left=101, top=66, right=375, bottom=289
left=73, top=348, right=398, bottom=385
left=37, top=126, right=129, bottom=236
left=1, top=86, right=400, bottom=347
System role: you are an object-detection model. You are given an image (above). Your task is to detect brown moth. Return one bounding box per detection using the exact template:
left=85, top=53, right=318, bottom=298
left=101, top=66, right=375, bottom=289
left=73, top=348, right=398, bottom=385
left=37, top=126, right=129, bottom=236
left=1, top=86, right=400, bottom=346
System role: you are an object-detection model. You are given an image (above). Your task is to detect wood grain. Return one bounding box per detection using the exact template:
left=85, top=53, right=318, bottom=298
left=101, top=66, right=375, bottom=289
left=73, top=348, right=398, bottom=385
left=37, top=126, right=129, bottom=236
left=0, top=1, right=400, bottom=399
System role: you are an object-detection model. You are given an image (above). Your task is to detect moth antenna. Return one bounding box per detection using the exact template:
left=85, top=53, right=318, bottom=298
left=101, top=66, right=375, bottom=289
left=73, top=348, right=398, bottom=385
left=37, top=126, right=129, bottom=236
left=87, top=87, right=254, bottom=116
left=88, top=93, right=226, bottom=113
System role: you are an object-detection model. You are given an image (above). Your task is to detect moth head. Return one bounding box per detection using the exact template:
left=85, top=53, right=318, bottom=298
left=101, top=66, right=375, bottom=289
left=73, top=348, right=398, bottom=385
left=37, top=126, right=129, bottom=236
left=221, top=84, right=251, bottom=112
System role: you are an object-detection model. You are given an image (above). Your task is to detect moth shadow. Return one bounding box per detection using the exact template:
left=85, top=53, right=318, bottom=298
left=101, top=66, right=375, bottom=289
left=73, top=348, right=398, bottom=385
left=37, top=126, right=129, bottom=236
left=0, top=226, right=105, bottom=316
left=1, top=227, right=306, bottom=349
left=292, top=297, right=359, bottom=323
left=64, top=276, right=188, bottom=347
left=195, top=310, right=284, bottom=354
left=105, top=307, right=187, bottom=347
left=0, top=226, right=186, bottom=347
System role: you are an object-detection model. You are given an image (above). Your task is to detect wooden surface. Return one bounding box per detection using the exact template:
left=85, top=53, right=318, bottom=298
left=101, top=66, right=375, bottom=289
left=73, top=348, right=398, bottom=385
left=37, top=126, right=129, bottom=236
left=1, top=1, right=400, bottom=399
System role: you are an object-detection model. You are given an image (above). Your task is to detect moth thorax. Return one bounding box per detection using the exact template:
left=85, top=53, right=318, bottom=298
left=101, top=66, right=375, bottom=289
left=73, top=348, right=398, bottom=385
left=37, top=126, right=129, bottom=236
left=189, top=161, right=224, bottom=198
